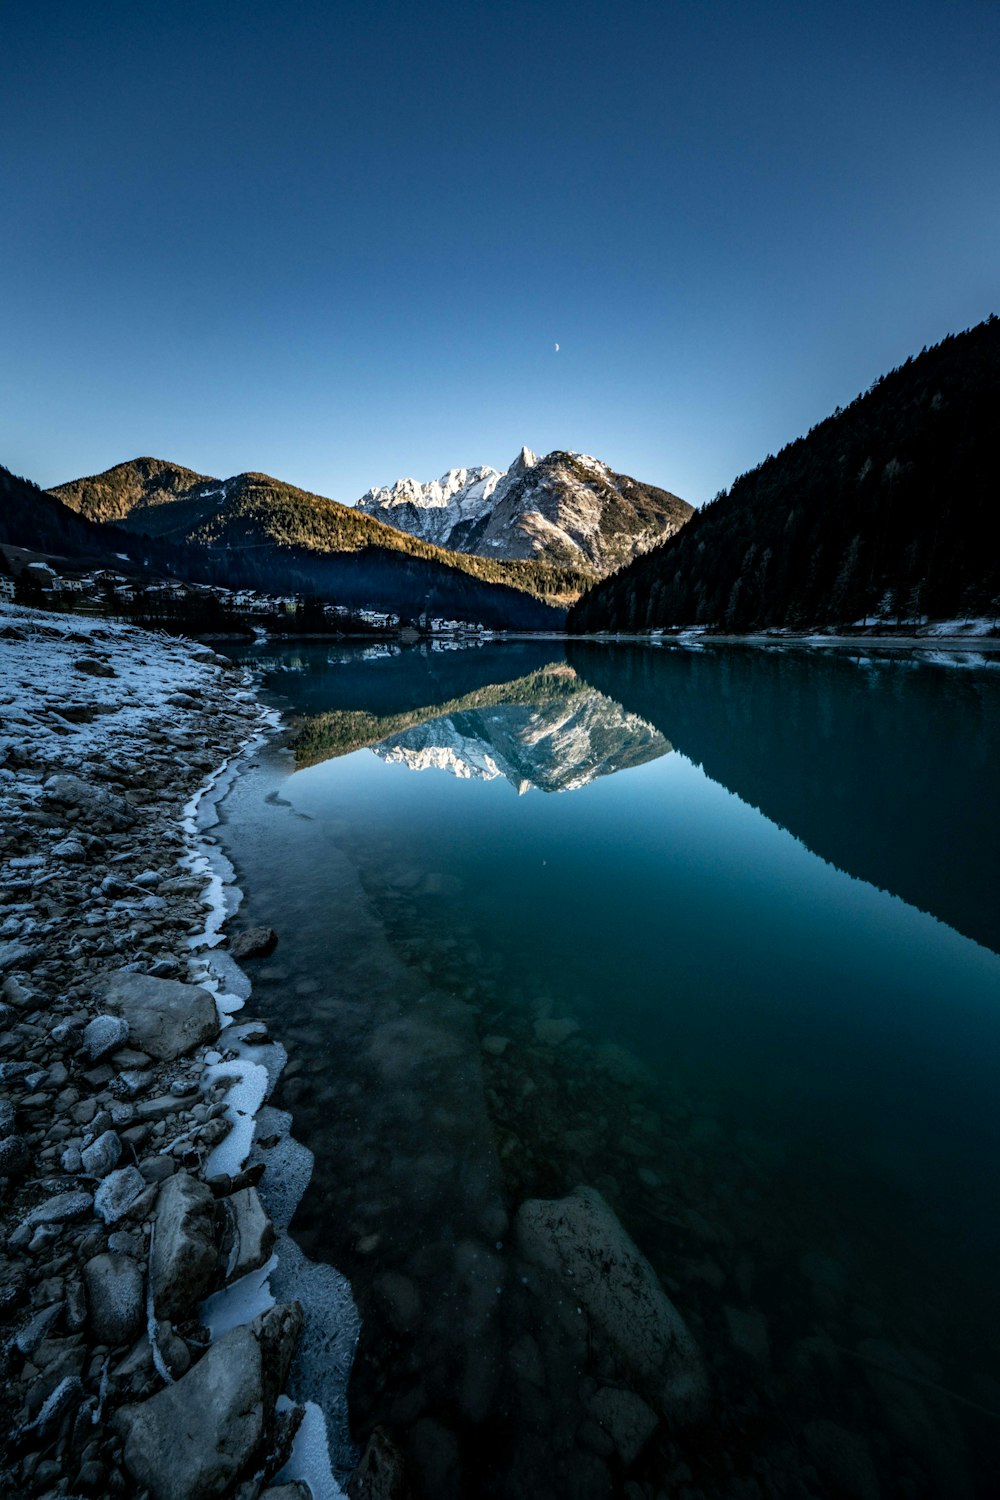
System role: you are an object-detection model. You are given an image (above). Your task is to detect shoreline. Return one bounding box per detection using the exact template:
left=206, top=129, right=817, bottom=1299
left=0, top=603, right=353, bottom=1500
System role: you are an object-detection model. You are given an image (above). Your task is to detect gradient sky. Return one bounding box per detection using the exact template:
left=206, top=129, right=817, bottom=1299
left=3, top=0, right=998, bottom=508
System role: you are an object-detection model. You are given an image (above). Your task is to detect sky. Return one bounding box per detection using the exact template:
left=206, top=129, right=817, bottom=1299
left=2, top=0, right=998, bottom=508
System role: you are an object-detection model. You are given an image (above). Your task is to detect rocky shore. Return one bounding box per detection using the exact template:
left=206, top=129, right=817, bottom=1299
left=0, top=604, right=348, bottom=1500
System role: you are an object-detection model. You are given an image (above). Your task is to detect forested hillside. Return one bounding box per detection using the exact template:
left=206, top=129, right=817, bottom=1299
left=52, top=462, right=584, bottom=609
left=569, top=317, right=1000, bottom=632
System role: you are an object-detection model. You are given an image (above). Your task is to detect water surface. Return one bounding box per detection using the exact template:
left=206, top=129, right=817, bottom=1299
left=217, top=639, right=1000, bottom=1499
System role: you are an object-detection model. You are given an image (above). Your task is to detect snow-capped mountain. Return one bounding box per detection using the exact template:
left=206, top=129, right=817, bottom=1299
left=372, top=670, right=671, bottom=793
left=357, top=448, right=693, bottom=574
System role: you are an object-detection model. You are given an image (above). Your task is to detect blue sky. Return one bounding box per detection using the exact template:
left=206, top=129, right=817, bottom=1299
left=3, top=0, right=998, bottom=507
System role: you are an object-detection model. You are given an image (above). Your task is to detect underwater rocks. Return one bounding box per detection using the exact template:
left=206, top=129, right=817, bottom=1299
left=516, top=1185, right=707, bottom=1424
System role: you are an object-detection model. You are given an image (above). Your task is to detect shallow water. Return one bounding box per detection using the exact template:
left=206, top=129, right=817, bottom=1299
left=217, top=639, right=1000, bottom=1499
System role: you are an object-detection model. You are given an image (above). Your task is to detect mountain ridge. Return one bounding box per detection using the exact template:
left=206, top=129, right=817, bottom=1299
left=357, top=447, right=692, bottom=571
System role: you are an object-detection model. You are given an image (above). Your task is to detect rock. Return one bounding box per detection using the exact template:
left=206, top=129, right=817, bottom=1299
left=81, top=1129, right=122, bottom=1179
left=74, top=656, right=117, bottom=677
left=98, top=970, right=218, bottom=1061
left=221, top=1185, right=274, bottom=1283
left=0, top=1098, right=17, bottom=1136
left=24, top=1190, right=93, bottom=1227
left=481, top=1035, right=510, bottom=1056
left=724, top=1305, right=770, bottom=1364
left=84, top=1253, right=145, bottom=1346
left=0, top=1259, right=28, bottom=1316
left=0, top=1133, right=30, bottom=1177
left=803, top=1419, right=881, bottom=1500
left=94, top=1166, right=146, bottom=1224
left=82, top=1013, right=130, bottom=1061
left=587, top=1386, right=659, bottom=1466
left=14, top=1301, right=63, bottom=1355
left=116, top=1068, right=154, bottom=1099
left=52, top=836, right=86, bottom=861
left=115, top=1302, right=302, bottom=1500
left=42, top=773, right=135, bottom=832
left=533, top=1018, right=579, bottom=1045
left=515, top=1187, right=707, bottom=1422
left=229, top=926, right=279, bottom=960
left=347, top=1426, right=408, bottom=1500
left=373, top=1271, right=421, bottom=1335
left=0, top=938, right=40, bottom=973
left=149, top=1170, right=218, bottom=1320
left=262, top=1485, right=312, bottom=1500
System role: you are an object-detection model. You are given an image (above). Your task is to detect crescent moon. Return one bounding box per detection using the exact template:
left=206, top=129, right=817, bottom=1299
left=554, top=342, right=560, bottom=352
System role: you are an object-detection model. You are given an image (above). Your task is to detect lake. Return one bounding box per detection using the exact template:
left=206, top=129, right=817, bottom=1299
left=216, top=638, right=1000, bottom=1500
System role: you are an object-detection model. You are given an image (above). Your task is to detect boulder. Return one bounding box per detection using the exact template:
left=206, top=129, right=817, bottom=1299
left=84, top=1253, right=145, bottom=1346
left=82, top=1014, right=129, bottom=1061
left=515, top=1186, right=707, bottom=1422
left=115, top=1301, right=303, bottom=1500
left=98, top=971, right=218, bottom=1061
left=149, top=1171, right=218, bottom=1321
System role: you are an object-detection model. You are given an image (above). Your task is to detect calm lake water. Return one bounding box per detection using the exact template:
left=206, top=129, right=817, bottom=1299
left=217, top=639, right=1000, bottom=1500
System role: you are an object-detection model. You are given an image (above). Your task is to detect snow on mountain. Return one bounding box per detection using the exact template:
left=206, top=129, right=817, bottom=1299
left=356, top=464, right=506, bottom=548
left=356, top=448, right=692, bottom=573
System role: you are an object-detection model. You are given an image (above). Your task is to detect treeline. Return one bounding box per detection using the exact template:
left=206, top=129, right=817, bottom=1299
left=569, top=316, right=1000, bottom=632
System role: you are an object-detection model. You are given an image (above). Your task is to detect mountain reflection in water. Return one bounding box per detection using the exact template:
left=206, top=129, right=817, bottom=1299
left=224, top=638, right=1000, bottom=1500
left=372, top=664, right=670, bottom=795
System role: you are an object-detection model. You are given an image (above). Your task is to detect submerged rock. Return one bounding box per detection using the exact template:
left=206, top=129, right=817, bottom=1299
left=588, top=1386, right=659, bottom=1466
left=230, top=925, right=278, bottom=960
left=515, top=1186, right=707, bottom=1422
left=98, top=970, right=218, bottom=1061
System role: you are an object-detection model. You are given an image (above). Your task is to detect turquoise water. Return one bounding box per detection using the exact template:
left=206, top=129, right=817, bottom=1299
left=217, top=640, right=1000, bottom=1499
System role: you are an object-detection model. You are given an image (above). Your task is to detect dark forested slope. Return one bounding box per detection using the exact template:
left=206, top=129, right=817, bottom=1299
left=569, top=317, right=1000, bottom=632
left=0, top=466, right=135, bottom=563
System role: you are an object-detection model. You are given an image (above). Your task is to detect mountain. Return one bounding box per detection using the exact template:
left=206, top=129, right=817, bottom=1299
left=569, top=317, right=1000, bottom=633
left=357, top=447, right=693, bottom=572
left=49, top=460, right=573, bottom=627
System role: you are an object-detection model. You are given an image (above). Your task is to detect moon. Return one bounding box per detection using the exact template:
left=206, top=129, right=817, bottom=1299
left=554, top=342, right=560, bottom=352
